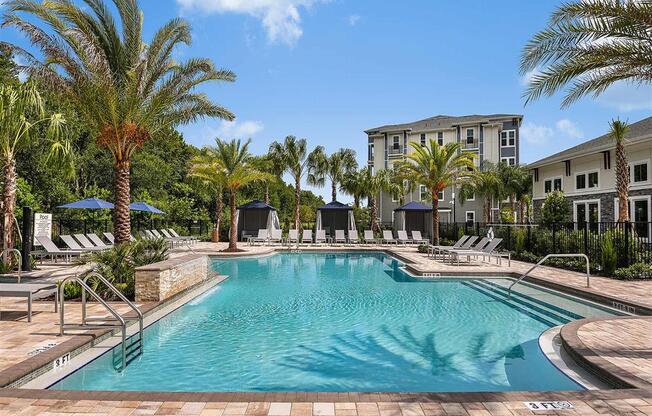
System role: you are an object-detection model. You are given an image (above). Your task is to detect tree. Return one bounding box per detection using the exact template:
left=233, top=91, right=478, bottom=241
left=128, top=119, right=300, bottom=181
left=497, top=163, right=529, bottom=223
left=3, top=0, right=235, bottom=243
left=268, top=136, right=323, bottom=229
left=521, top=0, right=652, bottom=107
left=396, top=141, right=475, bottom=245
left=611, top=119, right=630, bottom=221
left=541, top=190, right=569, bottom=226
left=251, top=155, right=281, bottom=205
left=196, top=139, right=271, bottom=251
left=341, top=168, right=367, bottom=208
left=312, top=148, right=357, bottom=202
left=459, top=164, right=502, bottom=223
left=189, top=154, right=225, bottom=243
left=0, top=82, right=70, bottom=251
left=387, top=169, right=415, bottom=206
left=357, top=167, right=391, bottom=233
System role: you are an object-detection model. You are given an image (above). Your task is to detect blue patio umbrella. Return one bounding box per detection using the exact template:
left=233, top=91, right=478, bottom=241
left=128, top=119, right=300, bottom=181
left=129, top=201, right=165, bottom=214
left=57, top=197, right=114, bottom=209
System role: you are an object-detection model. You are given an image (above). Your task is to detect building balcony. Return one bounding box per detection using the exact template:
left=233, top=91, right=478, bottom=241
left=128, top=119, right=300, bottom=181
left=388, top=147, right=404, bottom=157
left=463, top=139, right=479, bottom=150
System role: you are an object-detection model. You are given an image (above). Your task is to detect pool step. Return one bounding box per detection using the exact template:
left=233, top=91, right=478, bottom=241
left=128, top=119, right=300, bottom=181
left=461, top=280, right=571, bottom=327
left=112, top=334, right=143, bottom=370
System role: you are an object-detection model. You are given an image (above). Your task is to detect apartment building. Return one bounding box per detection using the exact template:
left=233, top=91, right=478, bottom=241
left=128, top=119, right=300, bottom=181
left=530, top=116, right=652, bottom=232
left=365, top=114, right=523, bottom=228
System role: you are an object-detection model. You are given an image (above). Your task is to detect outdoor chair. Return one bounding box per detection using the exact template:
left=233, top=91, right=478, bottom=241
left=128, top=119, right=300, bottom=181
left=73, top=234, right=104, bottom=250
left=427, top=235, right=469, bottom=258
left=167, top=229, right=198, bottom=244
left=411, top=231, right=428, bottom=245
left=363, top=230, right=377, bottom=244
left=288, top=229, right=299, bottom=245
left=249, top=229, right=268, bottom=245
left=396, top=230, right=413, bottom=245
left=103, top=232, right=115, bottom=244
left=60, top=235, right=104, bottom=252
left=301, top=230, right=313, bottom=244
left=446, top=238, right=503, bottom=266
left=269, top=229, right=283, bottom=245
left=87, top=233, right=113, bottom=249
left=334, top=230, right=347, bottom=245
left=315, top=230, right=327, bottom=245
left=348, top=230, right=360, bottom=244
left=151, top=229, right=180, bottom=247
left=430, top=235, right=479, bottom=260
left=381, top=230, right=397, bottom=245
left=35, top=236, right=82, bottom=263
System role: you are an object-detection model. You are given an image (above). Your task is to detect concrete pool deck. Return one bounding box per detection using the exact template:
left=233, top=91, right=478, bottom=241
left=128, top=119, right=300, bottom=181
left=1, top=243, right=652, bottom=414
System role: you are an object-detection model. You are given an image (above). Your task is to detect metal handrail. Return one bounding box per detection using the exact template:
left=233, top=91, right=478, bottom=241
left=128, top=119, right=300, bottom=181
left=59, top=276, right=128, bottom=370
left=81, top=271, right=143, bottom=349
left=0, top=249, right=22, bottom=283
left=508, top=253, right=590, bottom=298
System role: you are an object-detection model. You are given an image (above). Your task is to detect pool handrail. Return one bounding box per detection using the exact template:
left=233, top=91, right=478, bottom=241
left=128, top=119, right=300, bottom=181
left=0, top=249, right=21, bottom=283
left=508, top=253, right=590, bottom=298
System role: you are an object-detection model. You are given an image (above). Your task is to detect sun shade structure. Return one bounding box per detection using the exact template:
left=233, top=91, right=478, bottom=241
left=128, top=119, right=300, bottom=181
left=316, top=201, right=355, bottom=237
left=57, top=197, right=114, bottom=209
left=235, top=200, right=280, bottom=241
left=394, top=201, right=432, bottom=240
left=130, top=201, right=165, bottom=214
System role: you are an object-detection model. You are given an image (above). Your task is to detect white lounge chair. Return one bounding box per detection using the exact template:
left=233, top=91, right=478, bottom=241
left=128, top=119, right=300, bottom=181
left=301, top=230, right=313, bottom=244
left=381, top=230, right=396, bottom=245
left=288, top=229, right=299, bottom=245
left=431, top=235, right=479, bottom=259
left=60, top=235, right=104, bottom=252
left=35, top=236, right=82, bottom=263
left=167, top=229, right=198, bottom=244
left=334, top=230, right=347, bottom=245
left=348, top=230, right=360, bottom=244
left=411, top=231, right=428, bottom=245
left=73, top=234, right=104, bottom=251
left=427, top=235, right=469, bottom=258
left=87, top=233, right=113, bottom=249
left=103, top=232, right=115, bottom=244
left=315, top=230, right=327, bottom=245
left=249, top=229, right=268, bottom=245
left=269, top=229, right=283, bottom=245
left=446, top=238, right=503, bottom=266
left=397, top=230, right=413, bottom=245
left=363, top=230, right=377, bottom=244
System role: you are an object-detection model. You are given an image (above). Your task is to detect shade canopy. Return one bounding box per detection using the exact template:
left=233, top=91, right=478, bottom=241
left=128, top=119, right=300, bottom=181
left=394, top=201, right=432, bottom=212
left=237, top=200, right=277, bottom=210
left=317, top=201, right=354, bottom=236
left=317, top=201, right=353, bottom=211
left=57, top=197, right=114, bottom=209
left=393, top=201, right=432, bottom=240
left=236, top=200, right=278, bottom=241
left=130, top=201, right=165, bottom=214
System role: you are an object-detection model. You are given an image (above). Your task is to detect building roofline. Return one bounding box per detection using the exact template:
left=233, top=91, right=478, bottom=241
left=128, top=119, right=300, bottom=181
left=364, top=114, right=523, bottom=135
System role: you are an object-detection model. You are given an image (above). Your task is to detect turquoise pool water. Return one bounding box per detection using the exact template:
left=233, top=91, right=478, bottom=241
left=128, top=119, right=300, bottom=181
left=51, top=252, right=615, bottom=392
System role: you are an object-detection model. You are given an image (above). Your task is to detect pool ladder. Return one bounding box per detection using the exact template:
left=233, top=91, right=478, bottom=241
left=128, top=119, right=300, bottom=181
left=507, top=253, right=590, bottom=299
left=59, top=272, right=144, bottom=372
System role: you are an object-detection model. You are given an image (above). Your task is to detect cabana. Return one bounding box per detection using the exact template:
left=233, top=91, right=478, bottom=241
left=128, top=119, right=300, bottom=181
left=235, top=200, right=281, bottom=241
left=394, top=201, right=432, bottom=240
left=316, top=201, right=355, bottom=239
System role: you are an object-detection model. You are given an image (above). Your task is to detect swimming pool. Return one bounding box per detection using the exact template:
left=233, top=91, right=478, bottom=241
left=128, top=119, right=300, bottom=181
left=50, top=252, right=619, bottom=392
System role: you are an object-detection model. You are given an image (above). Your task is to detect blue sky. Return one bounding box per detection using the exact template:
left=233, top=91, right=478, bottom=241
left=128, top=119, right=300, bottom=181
left=2, top=0, right=651, bottom=203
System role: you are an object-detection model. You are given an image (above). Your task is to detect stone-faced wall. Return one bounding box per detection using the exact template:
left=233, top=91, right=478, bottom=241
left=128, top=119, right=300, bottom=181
left=135, top=254, right=210, bottom=302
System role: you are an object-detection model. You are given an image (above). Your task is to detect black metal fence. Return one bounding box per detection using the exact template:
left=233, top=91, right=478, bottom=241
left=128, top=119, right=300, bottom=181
left=437, top=221, right=652, bottom=267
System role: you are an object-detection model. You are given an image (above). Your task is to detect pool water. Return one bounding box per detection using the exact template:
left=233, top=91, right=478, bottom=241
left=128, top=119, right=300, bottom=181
left=51, top=252, right=616, bottom=392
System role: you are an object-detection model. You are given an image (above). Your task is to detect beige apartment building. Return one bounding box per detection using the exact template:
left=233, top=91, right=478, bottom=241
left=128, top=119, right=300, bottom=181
left=529, top=116, right=652, bottom=235
left=365, top=114, right=523, bottom=229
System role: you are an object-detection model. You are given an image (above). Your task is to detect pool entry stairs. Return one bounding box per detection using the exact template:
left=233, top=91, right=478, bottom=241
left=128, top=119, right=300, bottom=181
left=58, top=272, right=144, bottom=372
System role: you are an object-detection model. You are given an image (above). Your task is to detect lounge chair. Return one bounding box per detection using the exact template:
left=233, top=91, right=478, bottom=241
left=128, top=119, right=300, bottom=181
left=60, top=235, right=104, bottom=252
left=363, top=230, right=377, bottom=244
left=381, top=230, right=396, bottom=245
left=334, top=230, right=347, bottom=245
left=411, top=231, right=428, bottom=245
left=269, top=229, right=283, bottom=245
left=315, top=230, right=327, bottom=245
left=397, top=230, right=413, bottom=245
left=301, top=230, right=313, bottom=244
left=348, top=230, right=360, bottom=244
left=167, top=228, right=199, bottom=244
left=73, top=234, right=105, bottom=251
left=427, top=235, right=469, bottom=258
left=0, top=283, right=58, bottom=322
left=446, top=238, right=503, bottom=266
left=103, top=232, right=115, bottom=244
left=249, top=229, right=268, bottom=245
left=35, top=236, right=82, bottom=263
left=430, top=235, right=479, bottom=260
left=288, top=229, right=299, bottom=245
left=87, top=233, right=113, bottom=249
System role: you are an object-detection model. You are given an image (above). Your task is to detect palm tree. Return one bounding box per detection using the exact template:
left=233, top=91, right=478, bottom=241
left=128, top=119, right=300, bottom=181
left=459, top=164, right=502, bottom=223
left=199, top=139, right=271, bottom=251
left=395, top=141, right=475, bottom=245
left=268, top=136, right=323, bottom=229
left=189, top=153, right=225, bottom=243
left=514, top=172, right=533, bottom=224
left=312, top=148, right=358, bottom=202
left=341, top=168, right=367, bottom=208
left=387, top=169, right=415, bottom=206
left=358, top=167, right=391, bottom=233
left=497, top=163, right=528, bottom=223
left=520, top=0, right=652, bottom=107
left=611, top=119, right=630, bottom=221
left=0, top=82, right=70, bottom=251
left=3, top=0, right=235, bottom=243
left=251, top=155, right=281, bottom=205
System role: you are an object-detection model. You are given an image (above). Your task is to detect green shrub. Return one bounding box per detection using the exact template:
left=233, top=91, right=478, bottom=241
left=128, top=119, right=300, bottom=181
left=600, top=233, right=617, bottom=275
left=614, top=263, right=652, bottom=280
left=540, top=190, right=569, bottom=225
left=417, top=244, right=428, bottom=253
left=500, top=208, right=514, bottom=223
left=514, top=228, right=526, bottom=254
left=512, top=250, right=540, bottom=263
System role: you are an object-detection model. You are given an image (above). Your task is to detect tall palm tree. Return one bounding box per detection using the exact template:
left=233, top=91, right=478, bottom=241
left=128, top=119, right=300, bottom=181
left=459, top=164, right=502, bottom=223
left=387, top=169, right=415, bottom=206
left=251, top=155, right=281, bottom=205
left=268, top=136, right=323, bottom=229
left=341, top=168, right=367, bottom=208
left=514, top=172, right=533, bottom=224
left=520, top=0, right=652, bottom=107
left=3, top=0, right=235, bottom=243
left=396, top=141, right=475, bottom=245
left=0, top=82, right=70, bottom=251
left=189, top=153, right=225, bottom=243
left=199, top=139, right=271, bottom=251
left=358, top=167, right=391, bottom=233
left=312, top=148, right=358, bottom=202
left=497, top=163, right=528, bottom=223
left=611, top=119, right=630, bottom=221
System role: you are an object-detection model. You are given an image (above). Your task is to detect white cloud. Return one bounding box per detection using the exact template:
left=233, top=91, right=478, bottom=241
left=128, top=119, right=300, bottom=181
left=555, top=119, right=583, bottom=139
left=347, top=14, right=360, bottom=26
left=596, top=80, right=652, bottom=112
left=214, top=120, right=264, bottom=139
left=177, top=0, right=327, bottom=46
left=521, top=123, right=554, bottom=145
left=519, top=67, right=540, bottom=87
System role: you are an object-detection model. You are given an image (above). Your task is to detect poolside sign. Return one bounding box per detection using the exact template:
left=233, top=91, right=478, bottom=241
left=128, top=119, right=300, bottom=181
left=524, top=401, right=574, bottom=411
left=33, top=212, right=52, bottom=246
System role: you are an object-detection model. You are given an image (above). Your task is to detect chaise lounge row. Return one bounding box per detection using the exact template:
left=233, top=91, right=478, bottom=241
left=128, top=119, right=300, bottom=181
left=248, top=229, right=430, bottom=246
left=427, top=235, right=510, bottom=266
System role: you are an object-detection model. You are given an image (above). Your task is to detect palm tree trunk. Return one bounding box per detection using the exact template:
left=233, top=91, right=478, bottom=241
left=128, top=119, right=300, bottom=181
left=264, top=184, right=270, bottom=205
left=369, top=196, right=379, bottom=233
left=510, top=196, right=516, bottom=223
left=228, top=191, right=237, bottom=250
left=294, top=178, right=301, bottom=229
left=519, top=201, right=525, bottom=224
left=484, top=197, right=490, bottom=223
left=353, top=195, right=360, bottom=209
left=331, top=182, right=337, bottom=202
left=432, top=193, right=440, bottom=245
left=616, top=141, right=630, bottom=221
left=2, top=155, right=17, bottom=252
left=113, top=160, right=132, bottom=244
left=212, top=191, right=223, bottom=243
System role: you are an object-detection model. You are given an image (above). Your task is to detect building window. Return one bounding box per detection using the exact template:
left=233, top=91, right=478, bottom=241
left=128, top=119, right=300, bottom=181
left=438, top=190, right=444, bottom=201
left=467, top=192, right=475, bottom=201
left=465, top=211, right=475, bottom=224
left=466, top=129, right=474, bottom=145
left=633, top=161, right=649, bottom=183
left=392, top=136, right=400, bottom=151
left=501, top=157, right=515, bottom=166
left=576, top=173, right=586, bottom=190
left=419, top=133, right=426, bottom=146
left=574, top=200, right=600, bottom=229
left=614, top=196, right=651, bottom=238
left=588, top=171, right=599, bottom=188
left=368, top=143, right=374, bottom=161
left=420, top=185, right=427, bottom=201
left=500, top=130, right=516, bottom=147
left=544, top=180, right=552, bottom=193
left=437, top=132, right=444, bottom=146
